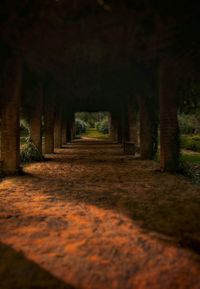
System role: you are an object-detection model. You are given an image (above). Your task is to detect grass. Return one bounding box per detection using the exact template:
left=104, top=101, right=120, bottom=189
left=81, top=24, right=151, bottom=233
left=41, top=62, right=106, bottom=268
left=180, top=151, right=200, bottom=184
left=181, top=134, right=200, bottom=152
left=81, top=128, right=110, bottom=140
left=180, top=135, right=200, bottom=183
left=181, top=151, right=200, bottom=164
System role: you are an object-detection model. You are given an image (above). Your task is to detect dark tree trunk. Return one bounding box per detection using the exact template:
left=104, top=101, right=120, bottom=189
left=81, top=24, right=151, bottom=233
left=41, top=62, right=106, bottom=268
left=121, top=105, right=130, bottom=142
left=54, top=107, right=62, bottom=148
left=159, top=57, right=180, bottom=171
left=66, top=112, right=75, bottom=143
left=30, top=85, right=43, bottom=155
left=44, top=96, right=55, bottom=154
left=1, top=56, right=22, bottom=175
left=128, top=100, right=138, bottom=145
left=110, top=111, right=119, bottom=142
left=138, top=94, right=158, bottom=160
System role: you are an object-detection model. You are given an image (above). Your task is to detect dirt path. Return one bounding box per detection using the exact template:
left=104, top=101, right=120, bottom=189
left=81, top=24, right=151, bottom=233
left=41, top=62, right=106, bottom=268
left=0, top=141, right=200, bottom=289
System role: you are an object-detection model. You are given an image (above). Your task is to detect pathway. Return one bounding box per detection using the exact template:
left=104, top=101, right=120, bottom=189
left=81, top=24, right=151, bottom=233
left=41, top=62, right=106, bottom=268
left=0, top=141, right=200, bottom=289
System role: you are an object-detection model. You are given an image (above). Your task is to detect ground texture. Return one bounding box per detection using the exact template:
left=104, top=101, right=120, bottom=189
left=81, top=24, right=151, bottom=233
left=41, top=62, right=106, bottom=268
left=0, top=141, right=200, bottom=289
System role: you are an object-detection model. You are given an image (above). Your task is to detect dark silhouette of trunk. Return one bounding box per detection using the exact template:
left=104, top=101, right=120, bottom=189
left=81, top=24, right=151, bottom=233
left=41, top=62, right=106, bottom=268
left=159, top=57, right=180, bottom=171
left=44, top=96, right=55, bottom=154
left=30, top=85, right=43, bottom=155
left=1, top=55, right=22, bottom=175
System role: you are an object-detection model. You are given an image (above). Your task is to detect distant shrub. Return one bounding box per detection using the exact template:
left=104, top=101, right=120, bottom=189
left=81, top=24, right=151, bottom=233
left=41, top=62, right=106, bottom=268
left=179, top=114, right=200, bottom=134
left=96, top=118, right=109, bottom=134
left=20, top=138, right=43, bottom=163
left=75, top=118, right=88, bottom=135
left=181, top=135, right=200, bottom=152
left=95, top=122, right=100, bottom=131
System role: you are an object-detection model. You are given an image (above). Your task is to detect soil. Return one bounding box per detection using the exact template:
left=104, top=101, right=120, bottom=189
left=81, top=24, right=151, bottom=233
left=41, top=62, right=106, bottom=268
left=0, top=140, right=200, bottom=289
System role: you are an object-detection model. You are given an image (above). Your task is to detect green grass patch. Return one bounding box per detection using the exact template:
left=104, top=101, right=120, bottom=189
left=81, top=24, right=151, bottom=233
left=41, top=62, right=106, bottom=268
left=180, top=151, right=200, bottom=184
left=181, top=152, right=200, bottom=164
left=81, top=128, right=110, bottom=140
left=181, top=134, right=200, bottom=152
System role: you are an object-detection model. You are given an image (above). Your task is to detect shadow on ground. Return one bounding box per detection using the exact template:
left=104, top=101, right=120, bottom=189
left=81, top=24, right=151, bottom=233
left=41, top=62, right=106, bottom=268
left=0, top=242, right=76, bottom=289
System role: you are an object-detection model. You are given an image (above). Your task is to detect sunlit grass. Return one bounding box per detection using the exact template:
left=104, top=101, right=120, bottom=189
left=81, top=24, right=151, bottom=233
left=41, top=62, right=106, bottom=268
left=181, top=134, right=200, bottom=153
left=181, top=151, right=200, bottom=164
left=81, top=128, right=110, bottom=139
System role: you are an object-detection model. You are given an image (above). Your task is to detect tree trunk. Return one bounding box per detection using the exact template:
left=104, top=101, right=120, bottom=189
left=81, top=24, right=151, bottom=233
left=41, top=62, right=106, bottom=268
left=30, top=86, right=43, bottom=155
left=110, top=112, right=118, bottom=142
left=66, top=112, right=75, bottom=143
left=121, top=106, right=130, bottom=142
left=128, top=104, right=138, bottom=145
left=44, top=97, right=55, bottom=154
left=61, top=122, right=67, bottom=145
left=1, top=56, right=22, bottom=175
left=159, top=57, right=179, bottom=171
left=138, top=94, right=158, bottom=160
left=66, top=120, right=72, bottom=143
left=139, top=95, right=153, bottom=159
left=54, top=108, right=62, bottom=148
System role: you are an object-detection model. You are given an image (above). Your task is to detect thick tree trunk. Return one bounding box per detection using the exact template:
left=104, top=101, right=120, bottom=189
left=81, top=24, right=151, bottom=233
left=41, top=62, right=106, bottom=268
left=117, top=126, right=122, bottom=143
left=66, top=120, right=72, bottom=143
left=61, top=121, right=67, bottom=145
left=30, top=86, right=43, bottom=155
left=139, top=95, right=153, bottom=159
left=138, top=94, right=157, bottom=160
left=110, top=112, right=118, bottom=142
left=71, top=113, right=76, bottom=140
left=54, top=108, right=62, bottom=148
left=66, top=112, right=75, bottom=143
left=128, top=105, right=138, bottom=145
left=117, top=116, right=123, bottom=143
left=159, top=57, right=179, bottom=171
left=61, top=111, right=67, bottom=145
left=121, top=106, right=130, bottom=142
left=44, top=97, right=55, bottom=154
left=1, top=56, right=22, bottom=175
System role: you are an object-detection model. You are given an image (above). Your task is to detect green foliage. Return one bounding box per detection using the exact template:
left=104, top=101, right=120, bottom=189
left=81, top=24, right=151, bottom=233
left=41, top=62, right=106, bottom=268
left=180, top=154, right=200, bottom=184
left=75, top=112, right=108, bottom=128
left=178, top=82, right=200, bottom=115
left=179, top=113, right=200, bottom=134
left=181, top=135, right=200, bottom=152
left=96, top=118, right=109, bottom=134
left=20, top=118, right=30, bottom=137
left=20, top=139, right=43, bottom=163
left=75, top=118, right=88, bottom=135
left=179, top=132, right=200, bottom=183
left=20, top=118, right=43, bottom=163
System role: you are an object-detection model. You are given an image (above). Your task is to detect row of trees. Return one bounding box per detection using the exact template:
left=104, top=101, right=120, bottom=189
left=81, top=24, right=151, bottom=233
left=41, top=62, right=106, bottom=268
left=19, top=112, right=110, bottom=163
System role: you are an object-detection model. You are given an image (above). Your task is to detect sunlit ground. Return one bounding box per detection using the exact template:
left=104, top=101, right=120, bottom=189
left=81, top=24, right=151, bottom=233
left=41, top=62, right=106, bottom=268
left=0, top=141, right=200, bottom=289
left=81, top=128, right=111, bottom=140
